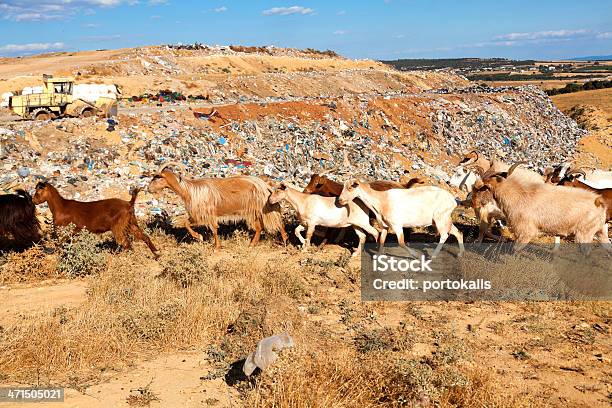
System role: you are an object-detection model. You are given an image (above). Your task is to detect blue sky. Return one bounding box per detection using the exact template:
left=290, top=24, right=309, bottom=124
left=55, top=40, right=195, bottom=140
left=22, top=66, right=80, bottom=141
left=0, top=0, right=610, bottom=60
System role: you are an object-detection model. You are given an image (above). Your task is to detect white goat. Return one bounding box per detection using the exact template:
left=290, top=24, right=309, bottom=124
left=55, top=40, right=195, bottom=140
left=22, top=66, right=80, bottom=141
left=268, top=182, right=379, bottom=255
left=546, top=163, right=612, bottom=189
left=338, top=181, right=464, bottom=257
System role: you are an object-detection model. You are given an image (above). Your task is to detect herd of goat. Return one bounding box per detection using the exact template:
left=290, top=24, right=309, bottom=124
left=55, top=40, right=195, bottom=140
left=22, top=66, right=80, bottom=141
left=1, top=152, right=611, bottom=259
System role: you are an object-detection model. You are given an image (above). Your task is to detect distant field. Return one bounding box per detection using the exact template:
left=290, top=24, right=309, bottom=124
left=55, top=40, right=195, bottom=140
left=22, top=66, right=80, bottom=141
left=486, top=79, right=586, bottom=90
left=551, top=87, right=612, bottom=115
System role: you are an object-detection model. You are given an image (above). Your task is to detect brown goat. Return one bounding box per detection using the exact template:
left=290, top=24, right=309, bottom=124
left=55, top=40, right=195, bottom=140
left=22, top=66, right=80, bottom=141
left=475, top=164, right=610, bottom=252
left=0, top=189, right=41, bottom=247
left=32, top=182, right=158, bottom=257
left=556, top=171, right=612, bottom=221
left=303, top=174, right=426, bottom=196
left=148, top=164, right=287, bottom=249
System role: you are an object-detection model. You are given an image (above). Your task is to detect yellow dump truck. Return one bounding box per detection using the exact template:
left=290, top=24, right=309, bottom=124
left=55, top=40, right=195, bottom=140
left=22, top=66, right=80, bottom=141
left=8, top=75, right=117, bottom=120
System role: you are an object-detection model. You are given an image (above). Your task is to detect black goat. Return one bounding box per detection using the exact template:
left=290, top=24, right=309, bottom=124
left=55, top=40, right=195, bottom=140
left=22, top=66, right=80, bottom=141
left=0, top=189, right=41, bottom=247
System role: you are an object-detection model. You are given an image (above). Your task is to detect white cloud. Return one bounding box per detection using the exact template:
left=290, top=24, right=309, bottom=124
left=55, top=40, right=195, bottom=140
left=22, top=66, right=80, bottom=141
left=336, top=10, right=346, bottom=15
left=214, top=6, right=227, bottom=12
left=596, top=32, right=612, bottom=39
left=147, top=0, right=167, bottom=5
left=333, top=30, right=347, bottom=36
left=494, top=29, right=589, bottom=41
left=262, top=6, right=314, bottom=16
left=0, top=1, right=138, bottom=21
left=0, top=42, right=65, bottom=55
left=394, top=34, right=405, bottom=39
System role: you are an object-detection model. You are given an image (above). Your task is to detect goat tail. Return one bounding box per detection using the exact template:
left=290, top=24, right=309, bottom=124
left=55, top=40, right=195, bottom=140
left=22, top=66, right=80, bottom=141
left=130, top=187, right=141, bottom=207
left=262, top=201, right=284, bottom=233
left=403, top=177, right=427, bottom=189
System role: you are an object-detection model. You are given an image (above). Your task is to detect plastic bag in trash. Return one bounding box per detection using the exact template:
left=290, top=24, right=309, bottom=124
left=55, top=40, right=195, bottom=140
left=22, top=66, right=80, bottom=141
left=243, top=332, right=294, bottom=376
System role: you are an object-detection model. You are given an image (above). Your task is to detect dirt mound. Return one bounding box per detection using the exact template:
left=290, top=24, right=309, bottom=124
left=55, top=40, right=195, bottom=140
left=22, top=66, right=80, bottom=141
left=0, top=45, right=467, bottom=98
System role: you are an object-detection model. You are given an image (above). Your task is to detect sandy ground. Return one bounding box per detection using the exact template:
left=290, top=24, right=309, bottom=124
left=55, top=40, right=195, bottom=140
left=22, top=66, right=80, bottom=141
left=0, top=352, right=238, bottom=408
left=0, top=280, right=88, bottom=327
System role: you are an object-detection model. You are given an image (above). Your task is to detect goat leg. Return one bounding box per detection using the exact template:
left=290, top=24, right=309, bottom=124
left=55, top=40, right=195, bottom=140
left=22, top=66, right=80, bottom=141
left=130, top=223, right=159, bottom=258
left=211, top=224, right=220, bottom=250
left=394, top=226, right=419, bottom=258
left=378, top=228, right=388, bottom=254
left=249, top=219, right=263, bottom=247
left=279, top=223, right=288, bottom=246
left=352, top=227, right=367, bottom=257
left=185, top=221, right=204, bottom=242
left=304, top=225, right=316, bottom=251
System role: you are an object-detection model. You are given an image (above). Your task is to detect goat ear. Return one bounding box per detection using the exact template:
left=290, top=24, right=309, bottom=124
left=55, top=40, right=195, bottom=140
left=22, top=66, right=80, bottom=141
left=473, top=179, right=484, bottom=190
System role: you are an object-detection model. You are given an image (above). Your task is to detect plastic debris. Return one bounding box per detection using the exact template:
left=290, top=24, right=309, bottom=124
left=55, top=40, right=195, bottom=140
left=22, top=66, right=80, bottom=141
left=243, top=333, right=294, bottom=376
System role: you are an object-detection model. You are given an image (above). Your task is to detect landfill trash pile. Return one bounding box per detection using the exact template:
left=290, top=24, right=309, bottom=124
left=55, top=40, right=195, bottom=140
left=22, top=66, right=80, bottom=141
left=0, top=84, right=587, bottom=222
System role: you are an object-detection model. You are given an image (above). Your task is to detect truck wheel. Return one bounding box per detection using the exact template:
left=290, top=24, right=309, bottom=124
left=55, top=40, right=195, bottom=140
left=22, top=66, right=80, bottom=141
left=31, top=108, right=52, bottom=121
left=81, top=108, right=94, bottom=118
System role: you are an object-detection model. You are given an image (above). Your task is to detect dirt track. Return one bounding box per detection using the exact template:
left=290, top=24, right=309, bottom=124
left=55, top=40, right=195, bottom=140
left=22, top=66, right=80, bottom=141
left=0, top=281, right=88, bottom=327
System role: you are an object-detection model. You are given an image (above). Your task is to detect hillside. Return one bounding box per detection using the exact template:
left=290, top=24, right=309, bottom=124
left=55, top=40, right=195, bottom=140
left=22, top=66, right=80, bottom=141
left=0, top=45, right=466, bottom=99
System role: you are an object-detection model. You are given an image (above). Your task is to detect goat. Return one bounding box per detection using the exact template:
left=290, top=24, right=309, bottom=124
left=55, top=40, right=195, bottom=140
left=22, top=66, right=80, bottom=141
left=338, top=181, right=464, bottom=257
left=268, top=182, right=378, bottom=255
left=554, top=170, right=612, bottom=221
left=32, top=182, right=159, bottom=257
left=450, top=152, right=543, bottom=242
left=148, top=163, right=287, bottom=248
left=474, top=163, right=611, bottom=252
left=302, top=173, right=427, bottom=245
left=0, top=189, right=41, bottom=247
left=545, top=164, right=612, bottom=189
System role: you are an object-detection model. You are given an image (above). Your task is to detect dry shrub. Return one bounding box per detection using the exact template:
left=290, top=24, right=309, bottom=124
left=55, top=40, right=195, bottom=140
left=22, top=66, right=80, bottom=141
left=126, top=383, right=159, bottom=407
left=246, top=345, right=530, bottom=407
left=120, top=300, right=182, bottom=340
left=158, top=243, right=209, bottom=287
left=0, top=246, right=59, bottom=283
left=56, top=228, right=107, bottom=278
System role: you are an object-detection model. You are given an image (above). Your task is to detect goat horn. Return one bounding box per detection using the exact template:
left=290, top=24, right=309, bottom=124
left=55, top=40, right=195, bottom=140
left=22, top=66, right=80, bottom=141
left=568, top=169, right=587, bottom=178
left=158, top=161, right=187, bottom=174
left=458, top=172, right=471, bottom=191
left=464, top=150, right=480, bottom=163
left=507, top=162, right=525, bottom=177
left=557, top=162, right=571, bottom=180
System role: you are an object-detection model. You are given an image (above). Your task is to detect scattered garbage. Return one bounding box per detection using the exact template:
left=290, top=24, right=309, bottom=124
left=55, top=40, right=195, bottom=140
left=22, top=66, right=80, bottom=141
left=243, top=333, right=294, bottom=376
left=106, top=119, right=117, bottom=132
left=0, top=84, right=587, bottom=221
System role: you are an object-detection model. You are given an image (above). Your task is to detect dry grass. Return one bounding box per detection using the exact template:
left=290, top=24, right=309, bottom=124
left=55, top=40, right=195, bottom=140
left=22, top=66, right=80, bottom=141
left=0, top=225, right=610, bottom=406
left=551, top=88, right=612, bottom=116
